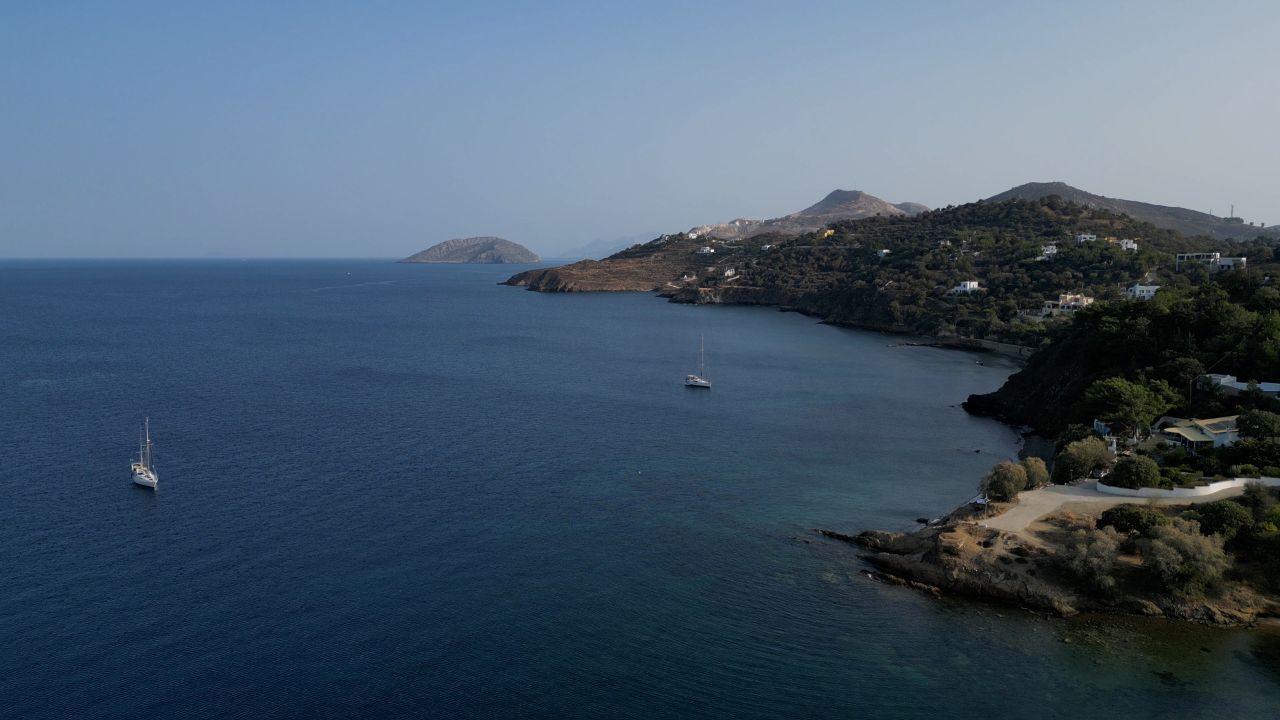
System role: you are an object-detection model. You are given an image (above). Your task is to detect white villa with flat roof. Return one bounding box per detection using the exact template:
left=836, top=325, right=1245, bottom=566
left=1075, top=233, right=1097, bottom=244
left=1176, top=252, right=1247, bottom=272
left=952, top=280, right=981, bottom=294
left=1125, top=284, right=1160, bottom=300
left=1204, top=374, right=1280, bottom=397
left=1039, top=243, right=1058, bottom=260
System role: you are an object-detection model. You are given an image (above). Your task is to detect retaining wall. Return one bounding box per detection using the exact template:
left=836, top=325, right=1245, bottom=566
left=1096, top=476, right=1280, bottom=498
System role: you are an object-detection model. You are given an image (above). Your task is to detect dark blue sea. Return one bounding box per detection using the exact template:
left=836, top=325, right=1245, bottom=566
left=2, top=260, right=1278, bottom=719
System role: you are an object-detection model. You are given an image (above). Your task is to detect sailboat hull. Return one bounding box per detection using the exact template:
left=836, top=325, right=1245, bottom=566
left=131, top=463, right=158, bottom=489
left=684, top=375, right=711, bottom=388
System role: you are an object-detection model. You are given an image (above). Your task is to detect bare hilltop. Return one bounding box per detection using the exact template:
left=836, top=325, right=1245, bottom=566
left=684, top=189, right=929, bottom=241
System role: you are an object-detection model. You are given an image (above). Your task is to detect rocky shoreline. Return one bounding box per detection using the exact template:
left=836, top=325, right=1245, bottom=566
left=819, top=507, right=1280, bottom=628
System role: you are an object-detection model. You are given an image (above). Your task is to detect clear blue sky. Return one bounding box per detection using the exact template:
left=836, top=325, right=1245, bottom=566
left=3, top=1, right=1278, bottom=258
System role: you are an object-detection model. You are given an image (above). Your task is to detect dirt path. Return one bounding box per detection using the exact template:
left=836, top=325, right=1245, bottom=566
left=980, top=482, right=1248, bottom=533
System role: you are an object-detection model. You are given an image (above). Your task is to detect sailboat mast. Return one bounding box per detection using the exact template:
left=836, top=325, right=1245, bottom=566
left=700, top=334, right=705, bottom=377
left=144, top=416, right=152, bottom=469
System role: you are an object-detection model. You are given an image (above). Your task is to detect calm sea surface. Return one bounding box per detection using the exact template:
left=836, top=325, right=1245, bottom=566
left=2, top=260, right=1278, bottom=719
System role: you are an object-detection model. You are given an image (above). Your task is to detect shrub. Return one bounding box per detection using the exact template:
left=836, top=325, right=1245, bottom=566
left=1061, top=527, right=1121, bottom=596
left=1162, top=446, right=1188, bottom=466
left=1099, top=505, right=1169, bottom=537
left=1022, top=457, right=1049, bottom=490
left=1107, top=456, right=1161, bottom=489
left=1140, top=518, right=1230, bottom=598
left=1239, top=481, right=1279, bottom=521
left=1239, top=409, right=1280, bottom=440
left=981, top=462, right=1028, bottom=502
left=1261, top=467, right=1280, bottom=479
left=1054, top=424, right=1097, bottom=456
left=1196, top=500, right=1255, bottom=541
left=1228, top=464, right=1261, bottom=478
left=1052, top=437, right=1114, bottom=484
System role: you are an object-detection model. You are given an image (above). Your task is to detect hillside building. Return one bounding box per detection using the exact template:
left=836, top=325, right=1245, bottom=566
left=952, top=280, right=981, bottom=294
left=1176, top=252, right=1247, bottom=272
left=1161, top=416, right=1240, bottom=453
left=1125, top=284, right=1160, bottom=300
left=1203, top=374, right=1280, bottom=397
left=1042, top=293, right=1094, bottom=317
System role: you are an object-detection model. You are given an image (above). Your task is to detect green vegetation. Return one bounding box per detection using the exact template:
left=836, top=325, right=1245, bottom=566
left=1099, top=505, right=1169, bottom=537
left=1022, top=456, right=1049, bottom=489
left=968, top=277, right=1280, bottom=434
left=1240, top=410, right=1280, bottom=440
left=1050, top=437, right=1113, bottom=484
left=1107, top=456, right=1162, bottom=489
left=725, top=198, right=1240, bottom=343
left=981, top=462, right=1027, bottom=502
left=1078, top=377, right=1179, bottom=438
left=1061, top=527, right=1121, bottom=597
left=1195, top=500, right=1256, bottom=541
left=1140, top=518, right=1230, bottom=598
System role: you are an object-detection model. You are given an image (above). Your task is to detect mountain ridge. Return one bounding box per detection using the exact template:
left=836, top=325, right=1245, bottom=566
left=686, top=189, right=929, bottom=240
left=986, top=181, right=1277, bottom=241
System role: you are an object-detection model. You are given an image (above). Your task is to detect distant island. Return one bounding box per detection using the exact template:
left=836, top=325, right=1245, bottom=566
left=400, top=236, right=540, bottom=264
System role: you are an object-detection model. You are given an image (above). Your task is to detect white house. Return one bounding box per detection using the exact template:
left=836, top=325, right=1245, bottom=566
left=1163, top=416, right=1240, bottom=453
left=952, top=280, right=981, bottom=294
left=877, top=248, right=891, bottom=257
left=688, top=232, right=700, bottom=240
left=1217, top=256, right=1247, bottom=271
left=697, top=246, right=716, bottom=254
left=1075, top=233, right=1097, bottom=244
left=1119, top=238, right=1139, bottom=251
left=1125, top=284, right=1160, bottom=300
left=723, top=268, right=736, bottom=278
left=1039, top=244, right=1058, bottom=260
left=1203, top=374, right=1280, bottom=397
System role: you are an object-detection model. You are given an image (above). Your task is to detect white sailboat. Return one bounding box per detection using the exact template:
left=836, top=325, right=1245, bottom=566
left=131, top=417, right=158, bottom=489
left=684, top=334, right=711, bottom=389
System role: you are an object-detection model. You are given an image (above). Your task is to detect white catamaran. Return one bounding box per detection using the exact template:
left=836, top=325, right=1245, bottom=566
left=684, top=335, right=711, bottom=389
left=131, top=417, right=158, bottom=489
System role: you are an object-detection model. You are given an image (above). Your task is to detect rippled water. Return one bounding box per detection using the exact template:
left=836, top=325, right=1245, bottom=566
left=2, top=260, right=1277, bottom=719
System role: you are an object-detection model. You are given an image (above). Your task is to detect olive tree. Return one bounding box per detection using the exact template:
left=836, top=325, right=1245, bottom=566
left=1022, top=456, right=1049, bottom=490
left=1140, top=518, right=1230, bottom=598
left=981, top=462, right=1028, bottom=502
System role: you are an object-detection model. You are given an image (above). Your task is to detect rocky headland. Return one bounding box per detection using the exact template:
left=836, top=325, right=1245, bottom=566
left=823, top=504, right=1280, bottom=627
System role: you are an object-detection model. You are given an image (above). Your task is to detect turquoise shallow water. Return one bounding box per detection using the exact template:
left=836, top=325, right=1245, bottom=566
left=1, top=259, right=1278, bottom=719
